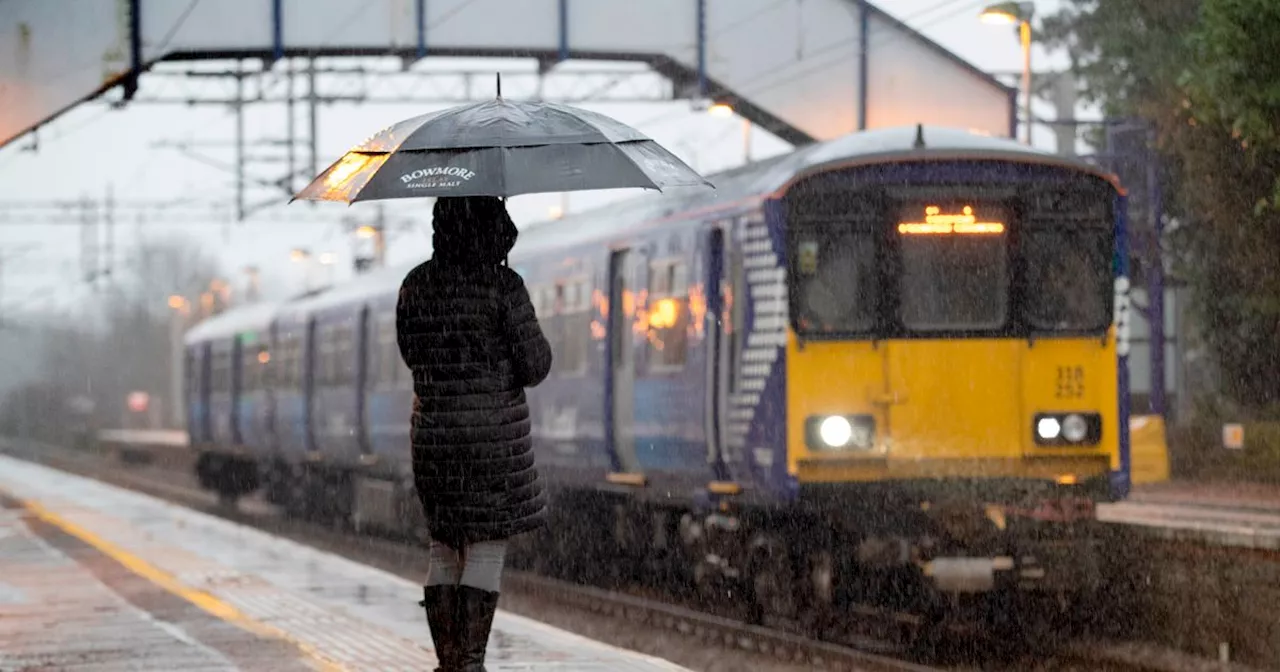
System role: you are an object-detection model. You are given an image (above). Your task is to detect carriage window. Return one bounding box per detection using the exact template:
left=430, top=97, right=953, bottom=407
left=530, top=284, right=554, bottom=318
left=647, top=259, right=689, bottom=369
left=291, top=336, right=305, bottom=389
left=557, top=278, right=592, bottom=376
left=375, top=314, right=407, bottom=389
left=241, top=342, right=268, bottom=392
left=317, top=327, right=336, bottom=386
left=320, top=322, right=355, bottom=386
left=210, top=350, right=231, bottom=393
left=186, top=349, right=203, bottom=399
left=338, top=323, right=355, bottom=385
left=898, top=204, right=1008, bottom=331
left=274, top=338, right=286, bottom=389
left=280, top=337, right=294, bottom=389
left=274, top=333, right=302, bottom=390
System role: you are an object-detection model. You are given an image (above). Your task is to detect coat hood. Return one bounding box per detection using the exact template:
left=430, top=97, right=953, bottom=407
left=430, top=196, right=518, bottom=266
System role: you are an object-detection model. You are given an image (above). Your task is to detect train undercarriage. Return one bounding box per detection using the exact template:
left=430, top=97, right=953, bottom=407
left=194, top=446, right=1111, bottom=648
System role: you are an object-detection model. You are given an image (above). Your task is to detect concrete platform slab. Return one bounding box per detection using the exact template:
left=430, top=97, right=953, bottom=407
left=0, top=455, right=689, bottom=671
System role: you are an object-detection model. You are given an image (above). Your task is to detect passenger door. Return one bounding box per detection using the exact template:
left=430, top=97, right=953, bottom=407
left=606, top=249, right=641, bottom=477
left=882, top=199, right=1022, bottom=464
left=706, top=226, right=729, bottom=480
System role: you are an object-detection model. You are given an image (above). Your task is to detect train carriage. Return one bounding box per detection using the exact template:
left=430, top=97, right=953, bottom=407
left=184, top=125, right=1130, bottom=622
left=184, top=301, right=278, bottom=502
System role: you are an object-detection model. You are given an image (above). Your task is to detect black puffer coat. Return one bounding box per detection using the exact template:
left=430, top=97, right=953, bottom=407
left=396, top=196, right=553, bottom=548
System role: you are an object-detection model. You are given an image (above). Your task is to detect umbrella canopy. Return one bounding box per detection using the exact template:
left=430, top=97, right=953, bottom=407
left=292, top=98, right=712, bottom=202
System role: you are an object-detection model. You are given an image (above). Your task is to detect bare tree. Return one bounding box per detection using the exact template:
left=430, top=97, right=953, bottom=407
left=2, top=236, right=226, bottom=436
left=124, top=234, right=226, bottom=318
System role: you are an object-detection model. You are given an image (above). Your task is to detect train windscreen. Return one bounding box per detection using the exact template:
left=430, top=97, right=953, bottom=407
left=788, top=185, right=1114, bottom=339
left=896, top=202, right=1009, bottom=331
left=793, top=227, right=878, bottom=333
left=1021, top=189, right=1114, bottom=332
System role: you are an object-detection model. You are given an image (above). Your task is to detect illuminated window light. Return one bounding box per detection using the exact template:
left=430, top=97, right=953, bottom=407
left=648, top=297, right=680, bottom=329
left=898, top=205, right=1005, bottom=235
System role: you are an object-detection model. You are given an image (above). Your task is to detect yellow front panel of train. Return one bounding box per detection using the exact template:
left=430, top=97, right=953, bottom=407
left=883, top=340, right=1023, bottom=461
left=787, top=331, right=1119, bottom=482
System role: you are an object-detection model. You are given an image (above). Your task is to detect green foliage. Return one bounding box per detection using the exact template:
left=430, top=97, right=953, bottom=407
left=1043, top=0, right=1280, bottom=408
left=1182, top=0, right=1280, bottom=206
left=1039, top=0, right=1201, bottom=120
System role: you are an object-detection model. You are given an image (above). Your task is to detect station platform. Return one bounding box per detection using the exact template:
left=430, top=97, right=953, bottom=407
left=0, top=454, right=688, bottom=671
left=1098, top=481, right=1280, bottom=551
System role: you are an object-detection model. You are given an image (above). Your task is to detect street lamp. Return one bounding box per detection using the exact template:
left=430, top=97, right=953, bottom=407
left=980, top=1, right=1035, bottom=145
left=704, top=100, right=753, bottom=164
left=707, top=102, right=734, bottom=118
left=164, top=295, right=189, bottom=430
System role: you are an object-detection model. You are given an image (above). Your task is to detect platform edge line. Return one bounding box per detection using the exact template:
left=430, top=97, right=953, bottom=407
left=17, top=495, right=347, bottom=672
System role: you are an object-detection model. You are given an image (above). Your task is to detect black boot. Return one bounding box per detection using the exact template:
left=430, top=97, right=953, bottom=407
left=455, top=586, right=500, bottom=672
left=419, top=585, right=460, bottom=672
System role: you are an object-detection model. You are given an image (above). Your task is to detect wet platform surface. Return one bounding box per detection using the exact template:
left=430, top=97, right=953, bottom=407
left=0, top=455, right=689, bottom=671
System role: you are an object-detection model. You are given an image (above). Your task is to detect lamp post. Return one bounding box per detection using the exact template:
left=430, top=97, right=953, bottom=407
left=166, top=295, right=190, bottom=429
left=980, top=2, right=1036, bottom=145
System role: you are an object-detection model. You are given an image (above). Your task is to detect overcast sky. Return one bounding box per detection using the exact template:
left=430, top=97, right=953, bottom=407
left=0, top=0, right=1082, bottom=319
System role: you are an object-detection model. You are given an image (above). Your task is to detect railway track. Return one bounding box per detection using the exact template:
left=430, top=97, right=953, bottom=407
left=0, top=436, right=1213, bottom=672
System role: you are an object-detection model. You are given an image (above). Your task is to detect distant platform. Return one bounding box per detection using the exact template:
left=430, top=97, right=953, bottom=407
left=0, top=454, right=688, bottom=671
left=1098, top=481, right=1280, bottom=551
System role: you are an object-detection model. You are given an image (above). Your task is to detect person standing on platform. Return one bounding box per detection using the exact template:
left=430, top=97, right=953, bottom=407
left=396, top=196, right=553, bottom=672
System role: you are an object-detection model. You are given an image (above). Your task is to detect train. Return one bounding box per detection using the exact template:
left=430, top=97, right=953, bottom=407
left=184, top=124, right=1131, bottom=627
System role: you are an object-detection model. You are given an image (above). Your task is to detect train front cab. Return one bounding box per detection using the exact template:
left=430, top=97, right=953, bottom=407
left=777, top=158, right=1126, bottom=599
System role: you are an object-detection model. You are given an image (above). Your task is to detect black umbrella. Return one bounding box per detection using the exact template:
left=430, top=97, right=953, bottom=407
left=292, top=78, right=712, bottom=203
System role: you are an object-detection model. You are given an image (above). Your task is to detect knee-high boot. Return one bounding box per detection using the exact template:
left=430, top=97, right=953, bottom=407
left=419, top=585, right=460, bottom=672
left=455, top=586, right=500, bottom=672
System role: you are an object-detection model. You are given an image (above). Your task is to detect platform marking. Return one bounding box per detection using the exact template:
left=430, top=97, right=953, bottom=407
left=19, top=497, right=346, bottom=672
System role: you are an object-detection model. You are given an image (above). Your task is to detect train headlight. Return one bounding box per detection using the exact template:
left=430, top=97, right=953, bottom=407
left=1061, top=414, right=1088, bottom=443
left=819, top=416, right=853, bottom=447
left=1033, top=413, right=1102, bottom=446
left=1036, top=417, right=1061, bottom=441
left=805, top=415, right=875, bottom=451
